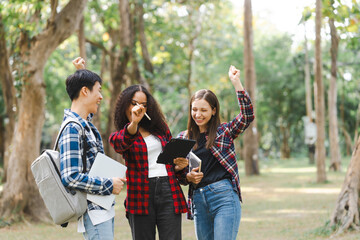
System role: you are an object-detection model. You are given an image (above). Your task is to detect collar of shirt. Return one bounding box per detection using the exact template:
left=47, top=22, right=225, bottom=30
left=64, top=109, right=94, bottom=132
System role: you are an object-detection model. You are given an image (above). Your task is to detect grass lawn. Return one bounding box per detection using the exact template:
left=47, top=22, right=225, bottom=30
left=1, top=157, right=359, bottom=240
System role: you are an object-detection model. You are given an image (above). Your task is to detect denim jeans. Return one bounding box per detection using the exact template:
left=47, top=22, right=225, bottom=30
left=83, top=212, right=114, bottom=240
left=128, top=176, right=181, bottom=240
left=193, top=179, right=241, bottom=240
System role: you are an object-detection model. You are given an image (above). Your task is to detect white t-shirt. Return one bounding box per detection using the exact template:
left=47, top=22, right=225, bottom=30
left=144, top=135, right=168, bottom=178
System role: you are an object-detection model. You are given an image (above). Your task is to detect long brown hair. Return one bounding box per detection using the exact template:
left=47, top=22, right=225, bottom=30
left=113, top=85, right=168, bottom=136
left=187, top=89, right=220, bottom=149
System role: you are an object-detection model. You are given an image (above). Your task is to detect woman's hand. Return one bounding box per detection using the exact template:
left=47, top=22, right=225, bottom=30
left=186, top=167, right=203, bottom=184
left=228, top=65, right=244, bottom=91
left=131, top=104, right=146, bottom=124
left=127, top=104, right=146, bottom=134
left=174, top=157, right=189, bottom=172
left=73, top=57, right=86, bottom=70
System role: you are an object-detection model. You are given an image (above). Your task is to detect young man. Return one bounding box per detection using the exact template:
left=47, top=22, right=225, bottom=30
left=59, top=57, right=126, bottom=239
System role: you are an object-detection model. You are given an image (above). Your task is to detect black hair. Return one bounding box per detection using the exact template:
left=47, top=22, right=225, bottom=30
left=65, top=69, right=102, bottom=101
left=187, top=89, right=220, bottom=149
left=114, top=85, right=168, bottom=135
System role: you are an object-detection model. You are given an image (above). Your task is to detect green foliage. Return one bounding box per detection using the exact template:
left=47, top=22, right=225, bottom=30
left=42, top=35, right=109, bottom=148
left=143, top=0, right=243, bottom=135
left=255, top=34, right=307, bottom=156
left=1, top=0, right=360, bottom=159
left=0, top=218, right=11, bottom=228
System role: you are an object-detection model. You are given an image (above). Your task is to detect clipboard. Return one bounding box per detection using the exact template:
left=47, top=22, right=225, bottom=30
left=87, top=153, right=127, bottom=210
left=157, top=138, right=196, bottom=164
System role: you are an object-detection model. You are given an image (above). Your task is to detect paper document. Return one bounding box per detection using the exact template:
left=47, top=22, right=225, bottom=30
left=87, top=153, right=127, bottom=210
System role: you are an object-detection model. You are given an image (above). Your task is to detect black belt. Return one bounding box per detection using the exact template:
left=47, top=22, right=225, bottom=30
left=149, top=176, right=169, bottom=182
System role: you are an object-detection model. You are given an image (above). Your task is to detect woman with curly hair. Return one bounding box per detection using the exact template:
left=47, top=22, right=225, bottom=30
left=109, top=85, right=188, bottom=240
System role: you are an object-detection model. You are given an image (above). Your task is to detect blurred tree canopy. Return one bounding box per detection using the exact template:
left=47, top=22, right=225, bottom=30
left=1, top=0, right=360, bottom=162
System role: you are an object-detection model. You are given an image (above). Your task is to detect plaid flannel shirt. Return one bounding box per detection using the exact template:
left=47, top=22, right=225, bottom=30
left=109, top=125, right=188, bottom=215
left=59, top=109, right=113, bottom=211
left=177, top=90, right=255, bottom=219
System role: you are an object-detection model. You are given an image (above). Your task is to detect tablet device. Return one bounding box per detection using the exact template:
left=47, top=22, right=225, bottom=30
left=157, top=138, right=196, bottom=164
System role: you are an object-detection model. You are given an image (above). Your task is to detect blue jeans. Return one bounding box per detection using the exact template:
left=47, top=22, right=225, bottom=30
left=83, top=212, right=114, bottom=240
left=193, top=179, right=241, bottom=240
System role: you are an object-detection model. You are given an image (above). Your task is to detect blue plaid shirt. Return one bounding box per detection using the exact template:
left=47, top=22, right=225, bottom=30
left=59, top=109, right=113, bottom=210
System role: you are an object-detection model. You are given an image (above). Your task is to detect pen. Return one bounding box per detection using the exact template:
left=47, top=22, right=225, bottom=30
left=136, top=103, right=151, bottom=121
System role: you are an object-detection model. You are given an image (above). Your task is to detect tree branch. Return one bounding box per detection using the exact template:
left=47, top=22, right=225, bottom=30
left=85, top=38, right=111, bottom=56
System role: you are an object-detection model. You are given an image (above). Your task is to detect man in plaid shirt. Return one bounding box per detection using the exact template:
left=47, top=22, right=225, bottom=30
left=59, top=57, right=126, bottom=240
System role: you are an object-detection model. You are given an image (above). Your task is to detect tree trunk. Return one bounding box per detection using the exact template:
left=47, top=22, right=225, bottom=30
left=328, top=17, right=341, bottom=171
left=243, top=0, right=259, bottom=176
left=129, top=8, right=149, bottom=89
left=304, top=22, right=313, bottom=123
left=185, top=7, right=199, bottom=98
left=354, top=103, right=360, bottom=147
left=315, top=0, right=326, bottom=183
left=303, top=22, right=315, bottom=165
left=186, top=37, right=194, bottom=98
left=280, top=124, right=291, bottom=159
left=342, top=125, right=353, bottom=156
left=0, top=0, right=87, bottom=222
left=78, top=16, right=87, bottom=63
left=1, top=72, right=48, bottom=222
left=103, top=0, right=131, bottom=162
left=136, top=0, right=154, bottom=89
left=339, top=81, right=352, bottom=155
left=0, top=114, right=3, bottom=165
left=92, top=51, right=108, bottom=131
left=0, top=13, right=17, bottom=182
left=330, top=136, right=360, bottom=234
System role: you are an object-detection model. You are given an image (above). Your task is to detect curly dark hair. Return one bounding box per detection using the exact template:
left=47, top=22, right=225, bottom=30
left=113, top=85, right=168, bottom=135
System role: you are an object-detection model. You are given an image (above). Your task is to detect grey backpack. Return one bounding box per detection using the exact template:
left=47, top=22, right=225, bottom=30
left=31, top=118, right=88, bottom=227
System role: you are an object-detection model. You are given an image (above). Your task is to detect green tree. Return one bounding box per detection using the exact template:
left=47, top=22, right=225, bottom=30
left=0, top=0, right=87, bottom=223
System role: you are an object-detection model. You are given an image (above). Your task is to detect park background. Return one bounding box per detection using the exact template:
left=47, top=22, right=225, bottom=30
left=0, top=0, right=360, bottom=239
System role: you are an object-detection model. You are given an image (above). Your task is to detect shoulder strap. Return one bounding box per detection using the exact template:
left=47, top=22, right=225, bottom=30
left=54, top=118, right=88, bottom=173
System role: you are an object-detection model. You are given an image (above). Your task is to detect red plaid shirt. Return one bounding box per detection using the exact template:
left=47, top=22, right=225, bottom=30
left=178, top=90, right=255, bottom=219
left=109, top=125, right=188, bottom=215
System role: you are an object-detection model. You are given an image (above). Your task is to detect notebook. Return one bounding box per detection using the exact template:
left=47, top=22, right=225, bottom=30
left=188, top=152, right=202, bottom=172
left=87, top=153, right=127, bottom=210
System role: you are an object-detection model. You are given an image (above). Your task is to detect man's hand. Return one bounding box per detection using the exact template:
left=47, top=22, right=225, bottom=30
left=186, top=167, right=203, bottom=184
left=73, top=57, right=86, bottom=70
left=174, top=157, right=189, bottom=172
left=112, top=177, right=127, bottom=195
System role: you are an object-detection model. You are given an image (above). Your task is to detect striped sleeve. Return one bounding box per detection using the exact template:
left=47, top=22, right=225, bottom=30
left=227, top=90, right=255, bottom=139
left=59, top=124, right=113, bottom=195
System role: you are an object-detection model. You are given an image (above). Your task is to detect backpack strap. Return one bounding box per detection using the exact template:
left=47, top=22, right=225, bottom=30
left=53, top=119, right=89, bottom=228
left=54, top=118, right=88, bottom=173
